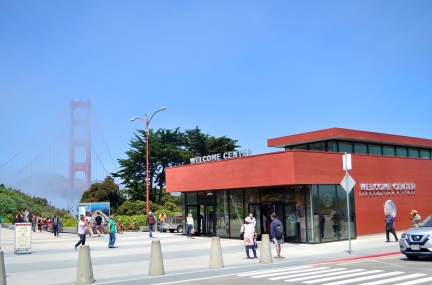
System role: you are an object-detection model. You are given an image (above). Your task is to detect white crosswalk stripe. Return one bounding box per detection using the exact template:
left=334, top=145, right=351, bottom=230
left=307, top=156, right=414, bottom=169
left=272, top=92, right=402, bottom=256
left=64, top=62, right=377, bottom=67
left=236, top=265, right=432, bottom=285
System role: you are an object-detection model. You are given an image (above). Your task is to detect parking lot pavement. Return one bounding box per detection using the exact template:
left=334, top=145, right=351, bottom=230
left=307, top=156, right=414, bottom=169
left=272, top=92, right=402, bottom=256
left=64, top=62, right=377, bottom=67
left=0, top=228, right=408, bottom=285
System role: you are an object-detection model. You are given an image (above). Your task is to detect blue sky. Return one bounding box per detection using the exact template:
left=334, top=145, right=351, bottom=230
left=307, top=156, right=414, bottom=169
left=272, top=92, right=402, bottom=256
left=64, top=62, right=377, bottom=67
left=1, top=1, right=432, bottom=179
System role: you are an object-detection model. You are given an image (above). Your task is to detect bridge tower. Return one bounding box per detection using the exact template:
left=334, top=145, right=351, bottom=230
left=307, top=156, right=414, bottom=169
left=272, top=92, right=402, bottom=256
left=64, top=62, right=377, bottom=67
left=68, top=100, right=91, bottom=190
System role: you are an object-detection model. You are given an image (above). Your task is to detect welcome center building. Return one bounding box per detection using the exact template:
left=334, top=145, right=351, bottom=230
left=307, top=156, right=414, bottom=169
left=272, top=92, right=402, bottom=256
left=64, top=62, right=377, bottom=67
left=166, top=128, right=432, bottom=243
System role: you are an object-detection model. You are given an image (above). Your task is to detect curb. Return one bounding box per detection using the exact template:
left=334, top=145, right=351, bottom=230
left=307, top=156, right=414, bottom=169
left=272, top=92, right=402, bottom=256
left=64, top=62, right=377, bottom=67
left=311, top=251, right=401, bottom=265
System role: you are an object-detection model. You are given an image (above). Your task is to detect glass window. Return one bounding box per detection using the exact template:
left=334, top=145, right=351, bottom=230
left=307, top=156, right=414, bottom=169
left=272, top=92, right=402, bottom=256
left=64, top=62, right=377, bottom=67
left=368, top=144, right=382, bottom=155
left=338, top=142, right=353, bottom=153
left=285, top=146, right=291, bottom=150
left=408, top=148, right=420, bottom=158
left=291, top=144, right=307, bottom=150
left=395, top=147, right=408, bottom=157
left=336, top=185, right=356, bottom=240
left=186, top=192, right=197, bottom=205
left=353, top=143, right=367, bottom=154
left=383, top=145, right=395, bottom=156
left=215, top=191, right=229, bottom=237
left=229, top=190, right=244, bottom=238
left=327, top=141, right=338, bottom=152
left=285, top=186, right=300, bottom=242
left=309, top=142, right=326, bottom=151
left=318, top=185, right=338, bottom=242
left=182, top=193, right=186, bottom=234
left=197, top=191, right=214, bottom=203
left=420, top=149, right=431, bottom=159
left=260, top=187, right=284, bottom=202
left=244, top=188, right=259, bottom=203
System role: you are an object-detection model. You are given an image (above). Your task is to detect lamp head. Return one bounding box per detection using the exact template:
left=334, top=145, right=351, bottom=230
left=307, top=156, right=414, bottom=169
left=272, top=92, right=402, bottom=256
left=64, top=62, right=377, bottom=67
left=160, top=107, right=167, bottom=111
left=130, top=118, right=136, bottom=122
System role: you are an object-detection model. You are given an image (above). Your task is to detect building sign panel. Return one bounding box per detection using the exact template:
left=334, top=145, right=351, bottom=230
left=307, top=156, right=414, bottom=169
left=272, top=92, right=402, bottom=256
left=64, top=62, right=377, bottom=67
left=189, top=149, right=252, bottom=164
left=359, top=183, right=416, bottom=197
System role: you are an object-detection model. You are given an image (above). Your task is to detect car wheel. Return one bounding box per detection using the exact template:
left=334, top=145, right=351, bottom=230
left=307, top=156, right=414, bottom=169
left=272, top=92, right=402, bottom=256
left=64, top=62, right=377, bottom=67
left=177, top=225, right=183, bottom=233
left=406, top=255, right=419, bottom=260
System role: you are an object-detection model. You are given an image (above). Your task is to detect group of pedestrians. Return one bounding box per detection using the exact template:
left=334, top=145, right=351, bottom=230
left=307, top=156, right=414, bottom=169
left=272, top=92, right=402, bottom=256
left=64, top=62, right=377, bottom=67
left=240, top=212, right=284, bottom=260
left=75, top=213, right=117, bottom=251
left=16, top=210, right=63, bottom=236
left=384, top=209, right=422, bottom=242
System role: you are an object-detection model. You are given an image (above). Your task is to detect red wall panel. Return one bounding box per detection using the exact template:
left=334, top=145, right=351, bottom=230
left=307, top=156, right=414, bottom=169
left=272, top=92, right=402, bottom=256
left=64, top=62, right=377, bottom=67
left=166, top=149, right=432, bottom=236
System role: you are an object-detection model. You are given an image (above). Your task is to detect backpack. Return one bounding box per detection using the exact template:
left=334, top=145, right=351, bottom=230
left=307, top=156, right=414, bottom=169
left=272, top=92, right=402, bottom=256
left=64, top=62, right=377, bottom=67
left=275, top=221, right=284, bottom=240
left=148, top=216, right=155, bottom=225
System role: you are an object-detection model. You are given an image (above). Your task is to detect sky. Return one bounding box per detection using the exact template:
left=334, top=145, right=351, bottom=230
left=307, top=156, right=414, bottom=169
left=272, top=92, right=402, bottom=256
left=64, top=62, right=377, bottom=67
left=1, top=1, right=432, bottom=182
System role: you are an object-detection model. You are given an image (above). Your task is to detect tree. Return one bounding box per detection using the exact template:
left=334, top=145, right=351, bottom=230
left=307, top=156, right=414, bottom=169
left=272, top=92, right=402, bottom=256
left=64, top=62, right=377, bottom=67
left=112, top=127, right=239, bottom=205
left=80, top=176, right=125, bottom=212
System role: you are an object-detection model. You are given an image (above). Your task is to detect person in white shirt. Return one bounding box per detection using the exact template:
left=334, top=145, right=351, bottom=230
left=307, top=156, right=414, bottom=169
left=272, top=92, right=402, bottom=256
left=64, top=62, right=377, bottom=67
left=186, top=213, right=194, bottom=238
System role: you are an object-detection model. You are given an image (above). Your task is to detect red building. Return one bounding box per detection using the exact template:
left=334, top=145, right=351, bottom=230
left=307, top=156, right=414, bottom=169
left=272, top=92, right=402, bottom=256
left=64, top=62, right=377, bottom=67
left=166, top=128, right=432, bottom=243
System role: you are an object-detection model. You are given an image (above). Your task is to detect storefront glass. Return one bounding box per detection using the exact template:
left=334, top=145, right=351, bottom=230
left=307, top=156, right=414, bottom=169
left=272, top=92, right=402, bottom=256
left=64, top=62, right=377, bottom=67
left=260, top=187, right=284, bottom=202
left=336, top=185, right=356, bottom=240
left=318, top=185, right=339, bottom=242
left=285, top=186, right=302, bottom=242
left=215, top=191, right=229, bottom=237
left=229, top=189, right=244, bottom=238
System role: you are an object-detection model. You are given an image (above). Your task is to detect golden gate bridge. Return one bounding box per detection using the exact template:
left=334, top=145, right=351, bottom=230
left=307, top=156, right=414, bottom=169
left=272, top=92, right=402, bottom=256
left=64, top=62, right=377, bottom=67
left=0, top=100, right=119, bottom=210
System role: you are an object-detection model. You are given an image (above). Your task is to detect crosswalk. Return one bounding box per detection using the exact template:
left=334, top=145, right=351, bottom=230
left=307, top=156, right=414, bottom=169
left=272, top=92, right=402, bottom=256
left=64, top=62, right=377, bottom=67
left=237, top=265, right=432, bottom=285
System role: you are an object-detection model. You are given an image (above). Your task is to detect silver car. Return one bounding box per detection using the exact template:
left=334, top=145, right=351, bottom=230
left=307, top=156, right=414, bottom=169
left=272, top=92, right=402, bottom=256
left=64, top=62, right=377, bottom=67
left=399, top=214, right=432, bottom=260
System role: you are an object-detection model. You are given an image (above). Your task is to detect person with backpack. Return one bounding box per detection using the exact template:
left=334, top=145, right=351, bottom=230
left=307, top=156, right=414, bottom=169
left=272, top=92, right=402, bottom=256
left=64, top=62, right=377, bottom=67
left=270, top=213, right=284, bottom=259
left=146, top=212, right=155, bottom=238
left=52, top=214, right=60, bottom=237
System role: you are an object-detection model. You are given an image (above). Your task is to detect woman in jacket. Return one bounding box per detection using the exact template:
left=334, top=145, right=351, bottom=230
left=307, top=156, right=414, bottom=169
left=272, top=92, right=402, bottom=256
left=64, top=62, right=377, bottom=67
left=241, top=217, right=257, bottom=259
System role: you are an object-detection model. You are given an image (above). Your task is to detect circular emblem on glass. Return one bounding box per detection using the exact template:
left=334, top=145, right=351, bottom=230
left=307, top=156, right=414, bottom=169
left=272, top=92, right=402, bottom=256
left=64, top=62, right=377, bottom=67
left=323, top=194, right=333, bottom=208
left=384, top=200, right=397, bottom=218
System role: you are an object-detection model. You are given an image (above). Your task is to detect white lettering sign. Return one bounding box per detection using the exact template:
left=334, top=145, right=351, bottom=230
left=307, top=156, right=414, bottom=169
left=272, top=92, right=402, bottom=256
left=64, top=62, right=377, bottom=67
left=359, top=183, right=416, bottom=197
left=189, top=149, right=252, bottom=164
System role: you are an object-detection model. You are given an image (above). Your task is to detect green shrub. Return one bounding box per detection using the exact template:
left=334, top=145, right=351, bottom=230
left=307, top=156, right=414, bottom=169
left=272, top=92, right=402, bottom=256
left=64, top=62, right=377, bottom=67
left=62, top=218, right=78, bottom=227
left=115, top=214, right=147, bottom=227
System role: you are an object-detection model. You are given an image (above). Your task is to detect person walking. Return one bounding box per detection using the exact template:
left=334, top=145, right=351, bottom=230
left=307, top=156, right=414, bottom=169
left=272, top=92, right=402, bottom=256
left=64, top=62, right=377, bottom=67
left=270, top=213, right=284, bottom=259
left=146, top=212, right=155, bottom=238
left=385, top=211, right=398, bottom=242
left=52, top=214, right=60, bottom=237
left=410, top=210, right=421, bottom=227
left=75, top=215, right=87, bottom=251
left=318, top=211, right=326, bottom=239
left=158, top=212, right=166, bottom=233
left=87, top=214, right=95, bottom=238
left=248, top=212, right=257, bottom=247
left=94, top=212, right=103, bottom=236
left=186, top=213, right=194, bottom=238
left=31, top=214, right=36, bottom=232
left=241, top=217, right=258, bottom=259
left=108, top=215, right=116, bottom=248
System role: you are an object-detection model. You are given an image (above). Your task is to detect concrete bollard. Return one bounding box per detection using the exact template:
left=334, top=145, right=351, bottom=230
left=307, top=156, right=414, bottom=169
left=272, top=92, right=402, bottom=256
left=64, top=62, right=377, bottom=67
left=209, top=237, right=224, bottom=269
left=149, top=240, right=165, bottom=276
left=259, top=234, right=273, bottom=264
left=0, top=251, right=6, bottom=285
left=76, top=245, right=94, bottom=285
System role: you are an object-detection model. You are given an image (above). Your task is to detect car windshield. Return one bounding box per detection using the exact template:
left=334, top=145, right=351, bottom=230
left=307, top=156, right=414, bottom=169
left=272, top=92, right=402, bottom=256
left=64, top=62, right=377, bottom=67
left=420, top=215, right=432, bottom=227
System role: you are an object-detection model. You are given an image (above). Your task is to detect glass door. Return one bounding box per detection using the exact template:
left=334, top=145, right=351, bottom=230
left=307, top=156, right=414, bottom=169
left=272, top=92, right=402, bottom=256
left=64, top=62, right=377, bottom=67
left=187, top=206, right=198, bottom=236
left=248, top=204, right=261, bottom=237
left=198, top=204, right=215, bottom=236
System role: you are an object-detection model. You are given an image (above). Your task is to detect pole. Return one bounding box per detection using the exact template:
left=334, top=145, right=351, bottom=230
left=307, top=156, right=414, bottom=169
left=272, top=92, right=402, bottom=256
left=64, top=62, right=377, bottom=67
left=345, top=152, right=352, bottom=254
left=146, top=114, right=150, bottom=216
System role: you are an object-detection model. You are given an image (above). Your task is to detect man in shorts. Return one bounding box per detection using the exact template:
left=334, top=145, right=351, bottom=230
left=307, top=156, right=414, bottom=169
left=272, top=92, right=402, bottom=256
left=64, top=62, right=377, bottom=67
left=94, top=212, right=103, bottom=237
left=270, top=213, right=283, bottom=259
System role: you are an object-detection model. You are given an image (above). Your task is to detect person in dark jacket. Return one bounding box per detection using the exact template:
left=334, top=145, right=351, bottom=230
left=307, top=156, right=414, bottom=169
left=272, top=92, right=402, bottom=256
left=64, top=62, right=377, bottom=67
left=385, top=211, right=398, bottom=242
left=270, top=213, right=283, bottom=259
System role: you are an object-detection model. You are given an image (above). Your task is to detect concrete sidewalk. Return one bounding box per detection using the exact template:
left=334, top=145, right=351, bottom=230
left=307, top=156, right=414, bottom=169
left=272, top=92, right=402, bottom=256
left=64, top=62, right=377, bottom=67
left=0, top=227, right=404, bottom=285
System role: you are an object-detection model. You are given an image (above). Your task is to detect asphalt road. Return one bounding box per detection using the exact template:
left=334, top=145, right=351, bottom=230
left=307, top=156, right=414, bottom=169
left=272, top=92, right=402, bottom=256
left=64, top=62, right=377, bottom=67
left=154, top=255, right=432, bottom=285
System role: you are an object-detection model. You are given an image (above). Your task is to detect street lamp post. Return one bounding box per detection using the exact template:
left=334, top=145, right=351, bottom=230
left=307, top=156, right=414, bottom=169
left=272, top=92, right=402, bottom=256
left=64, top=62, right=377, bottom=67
left=130, top=107, right=166, bottom=215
